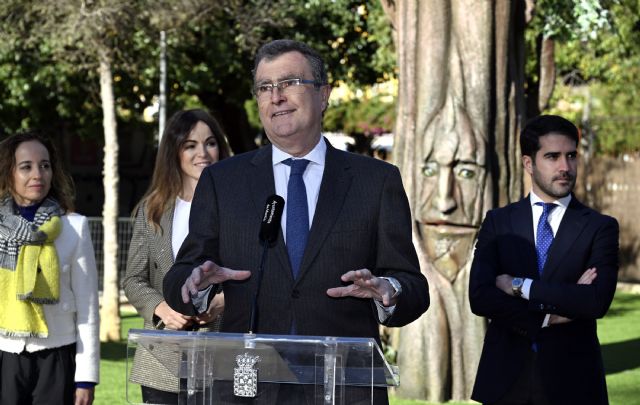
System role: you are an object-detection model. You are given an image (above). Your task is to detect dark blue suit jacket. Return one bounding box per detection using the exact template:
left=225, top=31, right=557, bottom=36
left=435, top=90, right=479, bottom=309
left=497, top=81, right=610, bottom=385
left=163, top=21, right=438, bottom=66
left=469, top=195, right=619, bottom=405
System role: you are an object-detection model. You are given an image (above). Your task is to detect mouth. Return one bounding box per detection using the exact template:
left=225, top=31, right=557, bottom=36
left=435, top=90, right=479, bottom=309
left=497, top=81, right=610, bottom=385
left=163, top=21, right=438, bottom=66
left=554, top=176, right=573, bottom=184
left=271, top=109, right=294, bottom=119
left=194, top=162, right=211, bottom=167
left=421, top=221, right=478, bottom=234
left=554, top=173, right=574, bottom=181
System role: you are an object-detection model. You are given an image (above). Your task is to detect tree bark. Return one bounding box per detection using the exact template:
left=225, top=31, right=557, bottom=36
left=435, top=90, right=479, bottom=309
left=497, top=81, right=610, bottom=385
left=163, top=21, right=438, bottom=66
left=98, top=48, right=122, bottom=342
left=384, top=0, right=525, bottom=401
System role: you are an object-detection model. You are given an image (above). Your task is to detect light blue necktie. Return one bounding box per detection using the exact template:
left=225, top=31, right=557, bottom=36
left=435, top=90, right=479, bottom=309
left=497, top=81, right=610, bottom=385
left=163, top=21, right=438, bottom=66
left=536, top=202, right=557, bottom=275
left=284, top=158, right=310, bottom=279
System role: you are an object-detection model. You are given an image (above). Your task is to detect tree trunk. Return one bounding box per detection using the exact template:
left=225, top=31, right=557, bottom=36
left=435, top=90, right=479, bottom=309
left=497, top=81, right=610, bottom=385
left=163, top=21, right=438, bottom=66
left=384, top=0, right=525, bottom=401
left=98, top=49, right=122, bottom=342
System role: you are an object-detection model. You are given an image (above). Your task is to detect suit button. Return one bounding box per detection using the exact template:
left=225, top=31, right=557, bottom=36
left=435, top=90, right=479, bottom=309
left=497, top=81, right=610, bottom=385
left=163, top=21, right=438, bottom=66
left=291, top=290, right=300, bottom=299
left=539, top=304, right=545, bottom=310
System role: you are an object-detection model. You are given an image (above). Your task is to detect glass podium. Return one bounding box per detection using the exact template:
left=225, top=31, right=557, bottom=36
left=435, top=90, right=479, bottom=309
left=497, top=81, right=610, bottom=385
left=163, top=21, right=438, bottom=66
left=126, top=329, right=399, bottom=404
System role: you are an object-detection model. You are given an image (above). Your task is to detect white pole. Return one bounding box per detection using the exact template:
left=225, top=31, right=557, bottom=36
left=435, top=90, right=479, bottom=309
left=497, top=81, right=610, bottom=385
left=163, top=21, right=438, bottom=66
left=158, top=30, right=167, bottom=145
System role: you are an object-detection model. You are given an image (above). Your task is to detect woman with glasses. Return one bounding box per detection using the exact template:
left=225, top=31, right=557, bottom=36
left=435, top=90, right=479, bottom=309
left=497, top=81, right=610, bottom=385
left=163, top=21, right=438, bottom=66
left=0, top=132, right=99, bottom=405
left=123, top=109, right=231, bottom=403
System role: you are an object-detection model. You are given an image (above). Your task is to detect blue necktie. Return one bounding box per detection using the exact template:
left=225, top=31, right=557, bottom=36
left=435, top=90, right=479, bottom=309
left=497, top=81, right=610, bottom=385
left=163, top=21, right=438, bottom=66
left=535, top=202, right=557, bottom=275
left=284, top=158, right=310, bottom=279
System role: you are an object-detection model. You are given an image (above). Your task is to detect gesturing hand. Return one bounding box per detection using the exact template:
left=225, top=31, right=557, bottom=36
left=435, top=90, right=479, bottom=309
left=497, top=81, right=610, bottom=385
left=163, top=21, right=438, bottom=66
left=181, top=261, right=251, bottom=304
left=326, top=268, right=398, bottom=307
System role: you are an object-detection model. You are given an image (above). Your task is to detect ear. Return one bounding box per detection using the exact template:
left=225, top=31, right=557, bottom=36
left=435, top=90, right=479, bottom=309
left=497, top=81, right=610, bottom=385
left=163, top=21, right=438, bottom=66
left=522, top=155, right=533, bottom=175
left=320, top=85, right=332, bottom=112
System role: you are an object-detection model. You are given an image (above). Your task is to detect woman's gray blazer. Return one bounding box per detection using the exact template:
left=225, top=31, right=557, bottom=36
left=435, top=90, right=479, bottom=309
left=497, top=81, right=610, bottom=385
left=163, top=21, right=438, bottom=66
left=123, top=202, right=220, bottom=392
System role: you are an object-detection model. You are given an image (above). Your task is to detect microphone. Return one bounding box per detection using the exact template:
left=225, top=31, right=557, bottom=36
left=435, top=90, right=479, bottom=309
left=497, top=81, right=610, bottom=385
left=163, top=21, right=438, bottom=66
left=249, top=195, right=284, bottom=334
left=259, top=195, right=285, bottom=245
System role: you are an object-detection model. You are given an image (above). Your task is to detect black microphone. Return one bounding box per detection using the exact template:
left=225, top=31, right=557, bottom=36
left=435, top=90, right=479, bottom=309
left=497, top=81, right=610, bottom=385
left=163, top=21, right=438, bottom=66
left=259, top=195, right=285, bottom=245
left=249, top=195, right=284, bottom=334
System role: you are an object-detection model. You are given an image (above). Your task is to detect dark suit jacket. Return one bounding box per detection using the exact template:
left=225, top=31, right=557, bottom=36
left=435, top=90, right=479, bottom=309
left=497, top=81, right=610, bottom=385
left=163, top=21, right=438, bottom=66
left=469, top=195, right=619, bottom=405
left=165, top=138, right=429, bottom=333
left=163, top=139, right=429, bottom=403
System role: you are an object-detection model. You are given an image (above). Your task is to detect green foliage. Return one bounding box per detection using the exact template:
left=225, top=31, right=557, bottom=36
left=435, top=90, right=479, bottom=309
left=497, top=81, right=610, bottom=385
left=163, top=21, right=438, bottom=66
left=0, top=38, right=102, bottom=137
left=533, top=0, right=613, bottom=41
left=0, top=0, right=395, bottom=149
left=324, top=96, right=395, bottom=135
left=531, top=0, right=640, bottom=155
left=262, top=0, right=395, bottom=86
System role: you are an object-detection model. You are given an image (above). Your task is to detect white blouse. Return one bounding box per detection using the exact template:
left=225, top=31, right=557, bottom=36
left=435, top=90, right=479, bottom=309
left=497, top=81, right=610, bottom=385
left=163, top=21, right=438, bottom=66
left=171, top=197, right=191, bottom=259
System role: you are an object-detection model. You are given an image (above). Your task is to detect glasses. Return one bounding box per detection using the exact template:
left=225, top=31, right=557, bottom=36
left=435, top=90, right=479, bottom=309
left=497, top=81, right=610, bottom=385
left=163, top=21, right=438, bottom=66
left=254, top=78, right=323, bottom=99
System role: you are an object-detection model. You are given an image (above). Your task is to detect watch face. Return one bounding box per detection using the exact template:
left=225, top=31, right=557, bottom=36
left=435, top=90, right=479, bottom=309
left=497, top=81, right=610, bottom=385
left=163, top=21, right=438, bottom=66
left=512, top=278, right=523, bottom=288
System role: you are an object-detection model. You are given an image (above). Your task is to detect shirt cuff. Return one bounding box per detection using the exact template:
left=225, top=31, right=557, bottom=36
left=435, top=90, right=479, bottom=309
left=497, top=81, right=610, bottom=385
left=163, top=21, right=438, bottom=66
left=192, top=285, right=214, bottom=314
left=522, top=278, right=533, bottom=300
left=374, top=276, right=401, bottom=323
left=75, top=382, right=97, bottom=389
left=374, top=300, right=396, bottom=323
left=520, top=279, right=550, bottom=327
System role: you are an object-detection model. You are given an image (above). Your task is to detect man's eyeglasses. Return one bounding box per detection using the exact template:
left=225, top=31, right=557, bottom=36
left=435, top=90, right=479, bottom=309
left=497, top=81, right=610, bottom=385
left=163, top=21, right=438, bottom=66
left=254, top=78, right=324, bottom=99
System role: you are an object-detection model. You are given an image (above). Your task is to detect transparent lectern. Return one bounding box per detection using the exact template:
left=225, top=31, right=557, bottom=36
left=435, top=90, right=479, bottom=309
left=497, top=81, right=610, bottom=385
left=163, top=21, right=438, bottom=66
left=126, top=329, right=399, bottom=404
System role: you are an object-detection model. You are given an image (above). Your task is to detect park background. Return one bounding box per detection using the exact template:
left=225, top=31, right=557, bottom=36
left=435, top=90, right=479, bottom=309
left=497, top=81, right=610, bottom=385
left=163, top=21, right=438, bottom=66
left=1, top=0, right=639, bottom=403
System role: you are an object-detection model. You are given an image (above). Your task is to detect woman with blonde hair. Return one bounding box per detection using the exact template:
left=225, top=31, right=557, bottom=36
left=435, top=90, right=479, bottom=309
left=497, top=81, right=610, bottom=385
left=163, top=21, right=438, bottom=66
left=0, top=132, right=99, bottom=405
left=123, top=109, right=231, bottom=403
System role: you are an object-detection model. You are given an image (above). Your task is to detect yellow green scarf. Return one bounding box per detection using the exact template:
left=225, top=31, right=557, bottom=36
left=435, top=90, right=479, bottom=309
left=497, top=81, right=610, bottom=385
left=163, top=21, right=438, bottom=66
left=0, top=198, right=62, bottom=338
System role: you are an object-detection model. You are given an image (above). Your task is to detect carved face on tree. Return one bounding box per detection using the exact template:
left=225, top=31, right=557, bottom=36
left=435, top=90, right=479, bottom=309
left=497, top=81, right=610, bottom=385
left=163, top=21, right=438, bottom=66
left=417, top=107, right=487, bottom=282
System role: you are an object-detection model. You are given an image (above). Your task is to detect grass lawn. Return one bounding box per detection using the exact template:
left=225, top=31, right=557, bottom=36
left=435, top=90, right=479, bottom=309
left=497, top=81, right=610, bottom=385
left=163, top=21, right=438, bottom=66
left=96, top=292, right=640, bottom=405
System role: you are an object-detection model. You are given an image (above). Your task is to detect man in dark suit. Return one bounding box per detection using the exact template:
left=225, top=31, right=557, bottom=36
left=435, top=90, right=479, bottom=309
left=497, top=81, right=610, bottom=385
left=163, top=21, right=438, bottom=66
left=163, top=39, right=429, bottom=403
left=469, top=115, right=619, bottom=405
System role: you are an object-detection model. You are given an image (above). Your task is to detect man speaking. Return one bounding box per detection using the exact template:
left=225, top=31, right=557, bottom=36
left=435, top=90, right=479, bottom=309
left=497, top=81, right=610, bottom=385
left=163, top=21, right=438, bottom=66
left=163, top=39, right=430, bottom=404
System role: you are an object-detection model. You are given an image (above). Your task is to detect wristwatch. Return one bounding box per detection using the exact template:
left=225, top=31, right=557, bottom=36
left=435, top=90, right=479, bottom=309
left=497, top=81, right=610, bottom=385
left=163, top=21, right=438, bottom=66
left=512, top=277, right=524, bottom=297
left=380, top=277, right=402, bottom=299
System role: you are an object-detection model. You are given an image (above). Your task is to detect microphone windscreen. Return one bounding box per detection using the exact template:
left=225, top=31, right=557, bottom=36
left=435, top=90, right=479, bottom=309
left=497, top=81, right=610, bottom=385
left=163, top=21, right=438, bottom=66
left=259, top=195, right=285, bottom=244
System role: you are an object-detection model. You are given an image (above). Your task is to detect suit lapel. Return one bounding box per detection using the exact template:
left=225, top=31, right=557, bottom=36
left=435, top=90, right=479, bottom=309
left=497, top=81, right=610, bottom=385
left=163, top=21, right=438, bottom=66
left=542, top=197, right=590, bottom=280
left=248, top=145, right=291, bottom=278
left=296, top=140, right=352, bottom=282
left=510, top=197, right=539, bottom=279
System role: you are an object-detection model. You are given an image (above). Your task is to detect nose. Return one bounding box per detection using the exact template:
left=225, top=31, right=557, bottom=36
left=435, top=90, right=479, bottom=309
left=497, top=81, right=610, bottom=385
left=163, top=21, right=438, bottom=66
left=32, top=167, right=43, bottom=179
left=557, top=155, right=571, bottom=172
left=270, top=86, right=285, bottom=103
left=197, top=143, right=208, bottom=157
left=434, top=167, right=457, bottom=214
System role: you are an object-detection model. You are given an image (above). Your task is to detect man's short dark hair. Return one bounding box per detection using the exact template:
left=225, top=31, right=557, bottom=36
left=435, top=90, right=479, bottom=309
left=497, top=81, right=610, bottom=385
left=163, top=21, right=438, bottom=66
left=252, top=39, right=328, bottom=85
left=520, top=115, right=579, bottom=157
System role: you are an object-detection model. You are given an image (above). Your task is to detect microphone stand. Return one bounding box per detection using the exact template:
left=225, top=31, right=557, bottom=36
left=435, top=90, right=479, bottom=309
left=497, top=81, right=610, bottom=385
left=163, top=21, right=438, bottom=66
left=248, top=239, right=269, bottom=334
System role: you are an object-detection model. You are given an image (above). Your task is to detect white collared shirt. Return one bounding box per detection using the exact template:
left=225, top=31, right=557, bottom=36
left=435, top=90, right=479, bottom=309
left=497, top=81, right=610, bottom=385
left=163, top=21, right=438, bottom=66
left=272, top=137, right=326, bottom=241
left=530, top=191, right=571, bottom=241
